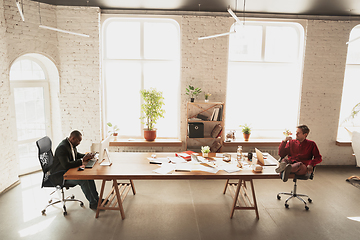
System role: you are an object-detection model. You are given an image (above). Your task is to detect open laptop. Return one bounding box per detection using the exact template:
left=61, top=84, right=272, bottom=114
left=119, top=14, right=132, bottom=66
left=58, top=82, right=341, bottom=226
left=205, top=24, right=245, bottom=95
left=255, top=148, right=278, bottom=166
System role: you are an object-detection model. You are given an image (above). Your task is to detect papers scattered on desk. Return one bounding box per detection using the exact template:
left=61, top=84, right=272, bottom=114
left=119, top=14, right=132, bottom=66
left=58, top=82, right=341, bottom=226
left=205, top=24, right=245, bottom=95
left=168, top=156, right=187, bottom=164
left=218, top=164, right=241, bottom=173
left=152, top=163, right=175, bottom=174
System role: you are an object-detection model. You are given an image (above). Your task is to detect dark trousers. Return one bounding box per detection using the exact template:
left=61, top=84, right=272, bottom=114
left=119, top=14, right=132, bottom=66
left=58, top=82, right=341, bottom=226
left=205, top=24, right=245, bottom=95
left=66, top=179, right=99, bottom=205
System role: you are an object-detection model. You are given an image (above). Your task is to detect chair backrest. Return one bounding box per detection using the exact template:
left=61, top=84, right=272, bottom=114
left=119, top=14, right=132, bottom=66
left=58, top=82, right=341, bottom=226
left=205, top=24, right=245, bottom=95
left=352, top=131, right=360, bottom=167
left=36, top=136, right=53, bottom=174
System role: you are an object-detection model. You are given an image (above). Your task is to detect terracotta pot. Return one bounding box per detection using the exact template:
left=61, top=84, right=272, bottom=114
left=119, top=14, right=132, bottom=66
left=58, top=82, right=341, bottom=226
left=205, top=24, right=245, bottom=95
left=144, top=129, right=157, bottom=141
left=113, top=133, right=118, bottom=136
left=243, top=133, right=250, bottom=141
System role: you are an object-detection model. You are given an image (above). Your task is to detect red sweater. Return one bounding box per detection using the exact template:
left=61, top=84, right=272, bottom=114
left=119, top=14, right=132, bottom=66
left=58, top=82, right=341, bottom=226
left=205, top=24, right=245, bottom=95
left=278, top=139, right=322, bottom=167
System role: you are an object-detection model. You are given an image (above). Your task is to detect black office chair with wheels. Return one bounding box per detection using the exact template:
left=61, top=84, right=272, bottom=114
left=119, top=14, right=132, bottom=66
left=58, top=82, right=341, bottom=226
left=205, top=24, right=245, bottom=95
left=36, top=136, right=84, bottom=216
left=277, top=167, right=316, bottom=210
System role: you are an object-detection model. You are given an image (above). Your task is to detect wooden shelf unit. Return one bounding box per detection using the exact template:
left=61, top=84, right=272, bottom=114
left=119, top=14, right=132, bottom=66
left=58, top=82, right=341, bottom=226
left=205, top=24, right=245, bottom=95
left=186, top=102, right=225, bottom=151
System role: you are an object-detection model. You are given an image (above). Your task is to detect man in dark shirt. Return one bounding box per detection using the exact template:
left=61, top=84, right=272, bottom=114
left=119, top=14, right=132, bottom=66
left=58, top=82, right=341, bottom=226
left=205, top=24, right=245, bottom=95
left=276, top=125, right=322, bottom=182
left=52, top=130, right=100, bottom=210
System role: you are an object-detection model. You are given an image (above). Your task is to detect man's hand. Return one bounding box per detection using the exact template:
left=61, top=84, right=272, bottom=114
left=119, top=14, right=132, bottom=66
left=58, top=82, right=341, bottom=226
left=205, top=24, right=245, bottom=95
left=83, top=153, right=94, bottom=161
left=284, top=136, right=292, bottom=142
left=307, top=165, right=313, bottom=174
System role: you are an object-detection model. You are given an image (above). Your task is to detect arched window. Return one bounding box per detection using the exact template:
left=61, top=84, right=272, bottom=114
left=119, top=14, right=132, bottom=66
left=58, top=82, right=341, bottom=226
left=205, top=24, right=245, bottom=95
left=337, top=25, right=360, bottom=141
left=225, top=21, right=305, bottom=139
left=10, top=55, right=56, bottom=174
left=102, top=17, right=181, bottom=138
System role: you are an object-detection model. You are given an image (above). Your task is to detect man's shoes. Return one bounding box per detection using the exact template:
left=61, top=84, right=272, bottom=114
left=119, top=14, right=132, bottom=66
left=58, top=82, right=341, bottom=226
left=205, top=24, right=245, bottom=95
left=101, top=198, right=109, bottom=206
left=89, top=199, right=109, bottom=210
left=275, top=162, right=287, bottom=173
left=281, top=164, right=292, bottom=182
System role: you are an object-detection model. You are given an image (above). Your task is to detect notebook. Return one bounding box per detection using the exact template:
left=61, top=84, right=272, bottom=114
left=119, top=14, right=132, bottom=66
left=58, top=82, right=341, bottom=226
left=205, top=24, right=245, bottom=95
left=255, top=148, right=278, bottom=166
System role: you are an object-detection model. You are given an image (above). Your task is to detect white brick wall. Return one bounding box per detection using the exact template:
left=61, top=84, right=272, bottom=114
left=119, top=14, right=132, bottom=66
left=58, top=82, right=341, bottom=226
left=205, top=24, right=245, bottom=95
left=0, top=0, right=18, bottom=193
left=2, top=3, right=360, bottom=192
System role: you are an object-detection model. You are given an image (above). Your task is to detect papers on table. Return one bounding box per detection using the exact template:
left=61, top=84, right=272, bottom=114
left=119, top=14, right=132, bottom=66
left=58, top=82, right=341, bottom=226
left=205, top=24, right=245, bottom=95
left=151, top=154, right=240, bottom=174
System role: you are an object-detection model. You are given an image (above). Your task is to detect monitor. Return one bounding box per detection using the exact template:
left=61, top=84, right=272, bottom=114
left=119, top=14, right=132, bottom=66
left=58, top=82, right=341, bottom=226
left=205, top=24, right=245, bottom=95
left=98, top=136, right=112, bottom=166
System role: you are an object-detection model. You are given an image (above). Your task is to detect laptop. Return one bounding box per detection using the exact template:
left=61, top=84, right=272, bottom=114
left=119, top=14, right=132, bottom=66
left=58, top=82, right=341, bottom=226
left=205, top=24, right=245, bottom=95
left=255, top=148, right=278, bottom=166
left=85, top=153, right=99, bottom=168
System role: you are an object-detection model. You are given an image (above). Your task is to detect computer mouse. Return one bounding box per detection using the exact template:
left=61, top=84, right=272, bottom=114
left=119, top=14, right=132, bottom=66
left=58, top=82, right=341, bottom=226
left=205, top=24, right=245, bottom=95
left=78, top=167, right=85, bottom=171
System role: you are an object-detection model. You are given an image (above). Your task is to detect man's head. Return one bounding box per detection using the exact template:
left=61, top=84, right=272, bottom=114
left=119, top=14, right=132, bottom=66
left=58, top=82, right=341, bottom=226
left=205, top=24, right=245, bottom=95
left=296, top=125, right=310, bottom=142
left=68, top=130, right=82, bottom=147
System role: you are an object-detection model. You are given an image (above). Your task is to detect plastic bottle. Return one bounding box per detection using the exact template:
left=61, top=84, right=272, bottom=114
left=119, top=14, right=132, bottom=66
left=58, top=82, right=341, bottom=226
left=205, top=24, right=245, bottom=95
left=237, top=146, right=243, bottom=161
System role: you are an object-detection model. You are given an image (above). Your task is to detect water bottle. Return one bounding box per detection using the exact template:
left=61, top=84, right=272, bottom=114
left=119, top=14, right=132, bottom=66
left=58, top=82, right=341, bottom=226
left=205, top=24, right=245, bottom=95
left=237, top=146, right=243, bottom=161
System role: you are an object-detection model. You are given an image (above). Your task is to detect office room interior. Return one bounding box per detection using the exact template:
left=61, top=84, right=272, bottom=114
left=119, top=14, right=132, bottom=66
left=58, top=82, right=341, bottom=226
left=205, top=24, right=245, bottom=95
left=1, top=0, right=360, bottom=239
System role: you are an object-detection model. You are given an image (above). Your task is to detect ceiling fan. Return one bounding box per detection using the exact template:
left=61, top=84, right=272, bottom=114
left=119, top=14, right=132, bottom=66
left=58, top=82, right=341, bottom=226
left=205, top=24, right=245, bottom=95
left=198, top=3, right=245, bottom=40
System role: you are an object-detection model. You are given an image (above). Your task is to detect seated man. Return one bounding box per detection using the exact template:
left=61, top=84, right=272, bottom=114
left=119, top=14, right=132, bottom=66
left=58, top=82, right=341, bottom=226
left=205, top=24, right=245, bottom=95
left=51, top=130, right=100, bottom=210
left=276, top=125, right=322, bottom=182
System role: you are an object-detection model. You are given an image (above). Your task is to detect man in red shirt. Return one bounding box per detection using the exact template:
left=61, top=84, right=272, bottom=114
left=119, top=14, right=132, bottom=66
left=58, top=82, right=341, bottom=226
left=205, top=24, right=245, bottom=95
left=276, top=125, right=322, bottom=182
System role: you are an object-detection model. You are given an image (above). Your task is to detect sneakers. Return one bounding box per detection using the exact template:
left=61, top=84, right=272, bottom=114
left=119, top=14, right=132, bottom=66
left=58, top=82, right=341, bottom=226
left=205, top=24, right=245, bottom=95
left=281, top=164, right=292, bottom=182
left=275, top=162, right=287, bottom=173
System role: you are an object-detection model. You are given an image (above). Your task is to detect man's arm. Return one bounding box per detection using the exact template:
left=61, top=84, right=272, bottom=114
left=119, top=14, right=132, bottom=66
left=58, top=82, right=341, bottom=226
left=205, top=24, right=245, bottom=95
left=310, top=142, right=322, bottom=167
left=56, top=145, right=83, bottom=170
left=279, top=137, right=291, bottom=158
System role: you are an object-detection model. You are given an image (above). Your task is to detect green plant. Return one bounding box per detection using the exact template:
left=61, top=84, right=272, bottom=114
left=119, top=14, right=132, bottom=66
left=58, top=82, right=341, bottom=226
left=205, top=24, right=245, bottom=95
left=186, top=85, right=202, bottom=98
left=201, top=146, right=210, bottom=153
left=204, top=93, right=211, bottom=100
left=107, top=122, right=119, bottom=135
left=342, top=102, right=360, bottom=125
left=140, top=88, right=165, bottom=131
left=240, top=124, right=251, bottom=134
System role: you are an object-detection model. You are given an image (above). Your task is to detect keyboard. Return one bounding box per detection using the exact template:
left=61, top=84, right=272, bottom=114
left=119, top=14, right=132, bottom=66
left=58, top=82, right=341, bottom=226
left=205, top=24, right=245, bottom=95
left=85, top=159, right=97, bottom=168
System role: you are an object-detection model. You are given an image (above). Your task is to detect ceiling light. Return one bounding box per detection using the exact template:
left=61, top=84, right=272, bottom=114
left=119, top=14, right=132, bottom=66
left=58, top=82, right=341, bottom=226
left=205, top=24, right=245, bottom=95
left=39, top=25, right=90, bottom=38
left=15, top=0, right=25, bottom=22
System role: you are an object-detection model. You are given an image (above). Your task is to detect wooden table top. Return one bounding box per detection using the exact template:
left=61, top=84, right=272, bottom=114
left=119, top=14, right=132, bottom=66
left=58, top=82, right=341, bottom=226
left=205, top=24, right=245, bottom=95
left=64, top=152, right=280, bottom=181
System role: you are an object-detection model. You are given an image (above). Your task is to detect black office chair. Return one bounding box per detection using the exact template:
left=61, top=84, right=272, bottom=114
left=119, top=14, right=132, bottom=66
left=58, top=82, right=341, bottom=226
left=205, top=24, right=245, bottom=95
left=36, top=136, right=84, bottom=216
left=277, top=166, right=316, bottom=210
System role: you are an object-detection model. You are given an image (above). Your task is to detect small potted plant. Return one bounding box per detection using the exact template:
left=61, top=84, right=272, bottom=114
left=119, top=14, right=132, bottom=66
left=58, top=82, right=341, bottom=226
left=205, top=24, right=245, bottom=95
left=204, top=93, right=211, bottom=102
left=240, top=124, right=251, bottom=141
left=140, top=88, right=165, bottom=141
left=201, top=146, right=210, bottom=158
left=107, top=122, right=119, bottom=139
left=283, top=129, right=292, bottom=138
left=186, top=85, right=202, bottom=102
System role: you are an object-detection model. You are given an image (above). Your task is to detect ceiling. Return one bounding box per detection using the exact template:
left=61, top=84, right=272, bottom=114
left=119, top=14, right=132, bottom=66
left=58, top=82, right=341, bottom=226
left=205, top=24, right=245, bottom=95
left=31, top=0, right=360, bottom=17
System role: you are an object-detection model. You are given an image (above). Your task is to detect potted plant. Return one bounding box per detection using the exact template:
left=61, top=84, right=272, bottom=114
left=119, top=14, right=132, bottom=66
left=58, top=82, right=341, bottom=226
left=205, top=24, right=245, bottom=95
left=140, top=88, right=165, bottom=141
left=107, top=122, right=119, bottom=139
left=186, top=85, right=202, bottom=102
left=204, top=93, right=211, bottom=102
left=240, top=124, right=251, bottom=141
left=201, top=146, right=210, bottom=157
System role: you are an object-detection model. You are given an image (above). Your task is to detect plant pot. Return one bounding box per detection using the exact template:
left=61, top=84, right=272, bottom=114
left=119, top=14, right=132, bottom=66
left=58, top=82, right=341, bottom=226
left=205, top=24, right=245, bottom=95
left=202, top=152, right=209, bottom=158
left=144, top=129, right=157, bottom=141
left=113, top=132, right=118, bottom=141
left=205, top=99, right=209, bottom=102
left=243, top=133, right=250, bottom=141
left=191, top=98, right=194, bottom=102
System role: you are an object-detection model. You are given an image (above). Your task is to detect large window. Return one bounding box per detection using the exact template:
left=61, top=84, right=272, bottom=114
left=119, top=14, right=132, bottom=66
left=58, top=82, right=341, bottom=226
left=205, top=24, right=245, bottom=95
left=225, top=21, right=305, bottom=139
left=337, top=25, right=360, bottom=141
left=10, top=57, right=51, bottom=174
left=102, top=17, right=180, bottom=138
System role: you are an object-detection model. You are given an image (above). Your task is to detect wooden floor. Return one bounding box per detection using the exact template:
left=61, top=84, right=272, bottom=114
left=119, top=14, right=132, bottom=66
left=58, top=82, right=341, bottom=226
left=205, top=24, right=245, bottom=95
left=1, top=166, right=360, bottom=240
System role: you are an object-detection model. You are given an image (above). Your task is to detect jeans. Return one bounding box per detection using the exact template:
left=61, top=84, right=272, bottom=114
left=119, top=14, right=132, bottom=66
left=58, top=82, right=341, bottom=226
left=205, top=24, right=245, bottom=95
left=65, top=179, right=99, bottom=205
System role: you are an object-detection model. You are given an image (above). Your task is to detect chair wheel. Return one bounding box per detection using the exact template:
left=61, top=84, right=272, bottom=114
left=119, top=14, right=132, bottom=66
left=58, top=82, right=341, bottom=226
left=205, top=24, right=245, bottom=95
left=80, top=202, right=84, bottom=207
left=305, top=206, right=309, bottom=210
left=63, top=211, right=67, bottom=216
left=308, top=198, right=312, bottom=203
left=277, top=195, right=281, bottom=200
left=49, top=200, right=52, bottom=203
left=285, top=203, right=289, bottom=208
left=71, top=195, right=75, bottom=199
left=42, top=210, right=46, bottom=215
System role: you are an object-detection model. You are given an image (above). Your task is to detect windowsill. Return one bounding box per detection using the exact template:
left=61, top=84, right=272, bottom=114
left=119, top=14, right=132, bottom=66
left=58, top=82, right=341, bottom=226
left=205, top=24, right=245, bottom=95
left=224, top=139, right=282, bottom=147
left=110, top=138, right=182, bottom=147
left=336, top=140, right=351, bottom=147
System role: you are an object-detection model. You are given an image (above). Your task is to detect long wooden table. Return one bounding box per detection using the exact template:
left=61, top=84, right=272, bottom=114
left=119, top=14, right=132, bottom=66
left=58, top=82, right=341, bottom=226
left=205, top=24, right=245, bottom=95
left=64, top=152, right=279, bottom=219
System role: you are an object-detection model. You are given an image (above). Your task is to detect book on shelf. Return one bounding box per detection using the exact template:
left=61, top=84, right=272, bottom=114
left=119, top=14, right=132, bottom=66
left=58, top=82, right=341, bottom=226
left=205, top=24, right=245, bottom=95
left=217, top=105, right=223, bottom=121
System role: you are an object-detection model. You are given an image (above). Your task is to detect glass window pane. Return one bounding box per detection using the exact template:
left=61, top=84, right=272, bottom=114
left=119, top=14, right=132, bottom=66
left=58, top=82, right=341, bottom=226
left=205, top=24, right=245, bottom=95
left=144, top=22, right=179, bottom=60
left=105, top=61, right=142, bottom=137
left=228, top=24, right=263, bottom=62
left=18, top=142, right=38, bottom=172
left=265, top=26, right=299, bottom=62
left=106, top=21, right=141, bottom=59
left=10, top=59, right=46, bottom=81
left=347, top=27, right=360, bottom=64
left=13, top=87, right=47, bottom=141
left=144, top=62, right=180, bottom=138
